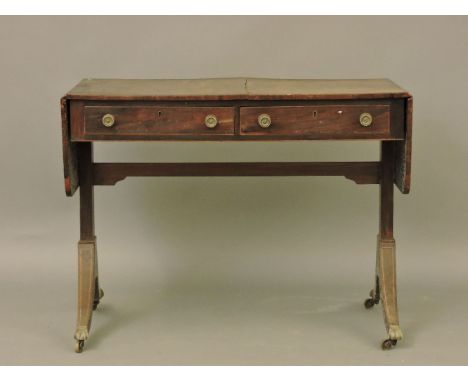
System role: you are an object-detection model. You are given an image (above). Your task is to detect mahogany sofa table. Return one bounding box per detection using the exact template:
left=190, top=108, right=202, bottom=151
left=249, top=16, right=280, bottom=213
left=60, top=78, right=413, bottom=353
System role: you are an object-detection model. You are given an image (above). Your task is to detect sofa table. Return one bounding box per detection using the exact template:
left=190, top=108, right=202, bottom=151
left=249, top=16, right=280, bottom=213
left=60, top=78, right=413, bottom=353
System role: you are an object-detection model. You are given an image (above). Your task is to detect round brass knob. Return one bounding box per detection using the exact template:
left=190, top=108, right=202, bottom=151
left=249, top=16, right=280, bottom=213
left=204, top=114, right=218, bottom=129
left=258, top=114, right=272, bottom=129
left=359, top=112, right=373, bottom=127
left=102, top=114, right=115, bottom=128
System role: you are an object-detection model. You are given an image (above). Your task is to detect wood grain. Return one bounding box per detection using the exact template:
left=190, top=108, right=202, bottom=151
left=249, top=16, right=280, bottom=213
left=82, top=105, right=235, bottom=139
left=61, top=97, right=78, bottom=196
left=78, top=143, right=95, bottom=241
left=65, top=78, right=410, bottom=101
left=395, top=97, right=412, bottom=193
left=61, top=79, right=412, bottom=195
left=67, top=78, right=247, bottom=101
left=239, top=104, right=396, bottom=139
left=245, top=78, right=410, bottom=100
left=92, top=162, right=380, bottom=186
left=379, top=141, right=394, bottom=240
left=69, top=100, right=405, bottom=142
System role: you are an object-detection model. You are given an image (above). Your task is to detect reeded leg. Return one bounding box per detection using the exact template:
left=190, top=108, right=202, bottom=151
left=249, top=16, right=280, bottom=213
left=364, top=141, right=402, bottom=350
left=74, top=143, right=103, bottom=353
left=377, top=235, right=402, bottom=349
left=75, top=239, right=97, bottom=353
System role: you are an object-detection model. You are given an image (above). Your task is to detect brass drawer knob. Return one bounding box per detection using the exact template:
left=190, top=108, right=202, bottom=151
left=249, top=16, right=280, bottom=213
left=359, top=112, right=373, bottom=127
left=258, top=114, right=272, bottom=129
left=102, top=114, right=115, bottom=128
left=204, top=114, right=218, bottom=129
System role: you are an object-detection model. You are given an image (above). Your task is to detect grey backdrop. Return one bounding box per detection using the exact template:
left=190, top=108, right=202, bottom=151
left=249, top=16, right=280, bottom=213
left=1, top=16, right=467, bottom=365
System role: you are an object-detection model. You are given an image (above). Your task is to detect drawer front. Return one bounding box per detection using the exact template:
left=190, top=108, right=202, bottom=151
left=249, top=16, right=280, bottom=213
left=240, top=105, right=393, bottom=139
left=83, top=106, right=235, bottom=139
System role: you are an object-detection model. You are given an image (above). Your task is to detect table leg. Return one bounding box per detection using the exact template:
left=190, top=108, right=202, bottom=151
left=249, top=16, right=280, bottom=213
left=74, top=143, right=103, bottom=353
left=75, top=239, right=96, bottom=353
left=364, top=141, right=402, bottom=350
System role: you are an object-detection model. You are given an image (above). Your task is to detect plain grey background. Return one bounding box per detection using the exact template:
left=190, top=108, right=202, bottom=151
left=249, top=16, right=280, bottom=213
left=1, top=16, right=468, bottom=365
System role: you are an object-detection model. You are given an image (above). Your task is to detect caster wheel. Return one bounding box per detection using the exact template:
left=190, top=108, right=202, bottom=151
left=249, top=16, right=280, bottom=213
left=364, top=298, right=376, bottom=309
left=93, top=288, right=104, bottom=311
left=381, top=339, right=397, bottom=350
left=75, top=340, right=84, bottom=353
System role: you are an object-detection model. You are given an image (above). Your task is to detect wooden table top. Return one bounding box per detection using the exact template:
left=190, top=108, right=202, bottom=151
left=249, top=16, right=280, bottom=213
left=61, top=78, right=413, bottom=196
left=65, top=78, right=410, bottom=101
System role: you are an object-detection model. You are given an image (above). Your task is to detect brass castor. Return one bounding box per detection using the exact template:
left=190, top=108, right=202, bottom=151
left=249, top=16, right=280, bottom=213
left=364, top=289, right=379, bottom=309
left=381, top=339, right=397, bottom=350
left=75, top=340, right=85, bottom=353
left=93, top=288, right=104, bottom=311
left=364, top=298, right=376, bottom=309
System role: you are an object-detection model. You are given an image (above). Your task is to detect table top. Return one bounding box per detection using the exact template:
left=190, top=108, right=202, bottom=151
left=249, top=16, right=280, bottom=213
left=65, top=78, right=411, bottom=101
left=61, top=78, right=413, bottom=196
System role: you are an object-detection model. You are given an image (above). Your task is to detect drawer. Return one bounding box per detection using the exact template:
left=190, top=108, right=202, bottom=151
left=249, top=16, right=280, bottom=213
left=240, top=105, right=394, bottom=139
left=82, top=106, right=235, bottom=139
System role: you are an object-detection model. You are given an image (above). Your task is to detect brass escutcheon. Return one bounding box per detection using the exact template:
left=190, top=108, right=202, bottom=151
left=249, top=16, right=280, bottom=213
left=359, top=112, right=373, bottom=127
left=204, top=114, right=218, bottom=129
left=101, top=114, right=115, bottom=128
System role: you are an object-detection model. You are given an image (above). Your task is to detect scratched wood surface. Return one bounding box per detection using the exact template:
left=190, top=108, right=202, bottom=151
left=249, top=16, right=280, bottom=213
left=65, top=78, right=410, bottom=101
left=246, top=78, right=410, bottom=100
